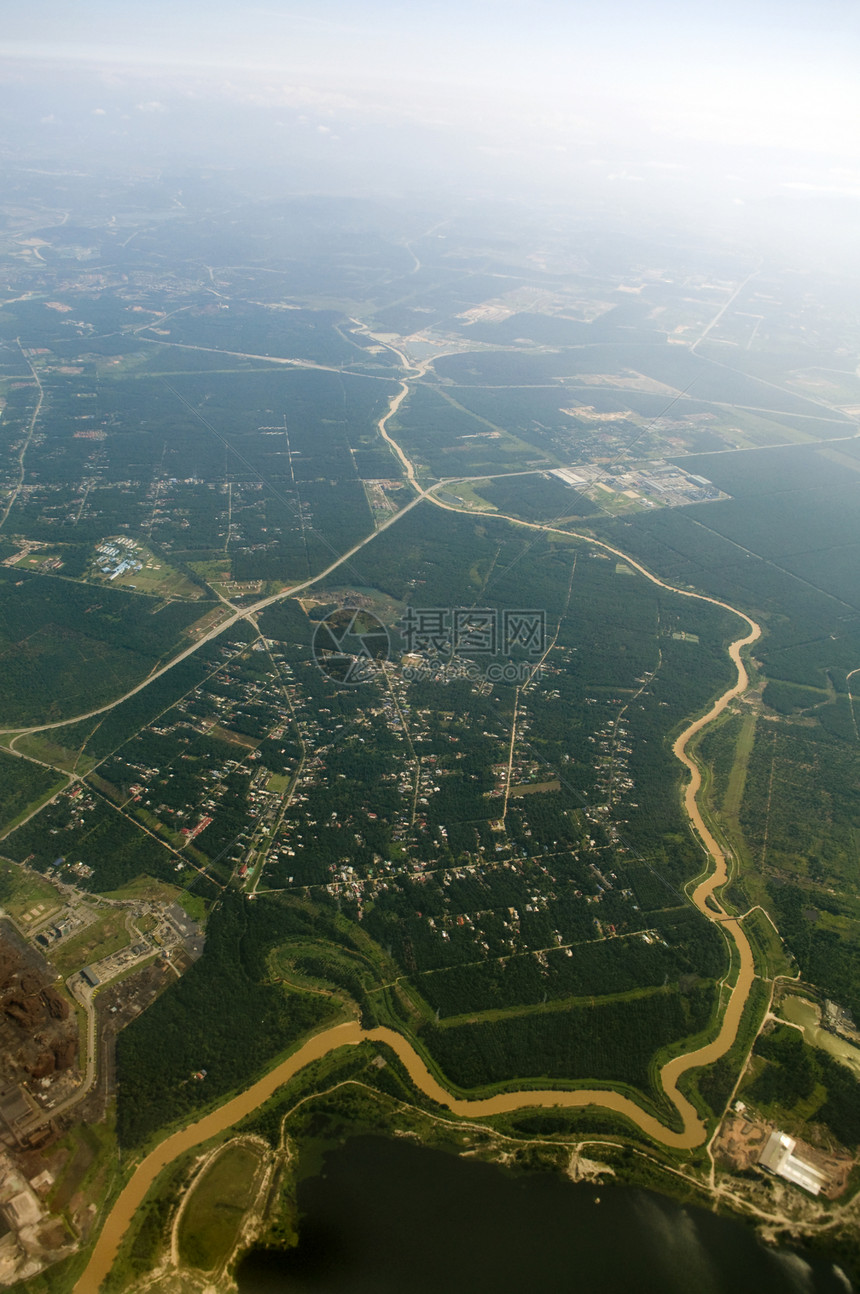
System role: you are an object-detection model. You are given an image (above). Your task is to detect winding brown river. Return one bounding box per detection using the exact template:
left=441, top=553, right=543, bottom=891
left=74, top=566, right=762, bottom=1294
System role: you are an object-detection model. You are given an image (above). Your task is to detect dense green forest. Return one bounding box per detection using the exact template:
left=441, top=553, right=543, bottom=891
left=0, top=750, right=63, bottom=833
left=116, top=894, right=338, bottom=1147
left=419, top=981, right=714, bottom=1102
left=745, top=1023, right=860, bottom=1148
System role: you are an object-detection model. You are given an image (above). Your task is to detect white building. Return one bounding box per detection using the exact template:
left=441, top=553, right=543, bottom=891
left=759, top=1131, right=828, bottom=1196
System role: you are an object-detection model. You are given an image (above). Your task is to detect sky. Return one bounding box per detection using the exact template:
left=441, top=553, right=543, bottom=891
left=2, top=0, right=858, bottom=151
left=1, top=0, right=858, bottom=241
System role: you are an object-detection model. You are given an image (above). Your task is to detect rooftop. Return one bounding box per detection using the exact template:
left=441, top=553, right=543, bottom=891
left=759, top=1131, right=828, bottom=1196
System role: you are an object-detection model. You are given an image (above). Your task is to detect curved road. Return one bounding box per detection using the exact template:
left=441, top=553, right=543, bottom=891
left=0, top=488, right=429, bottom=740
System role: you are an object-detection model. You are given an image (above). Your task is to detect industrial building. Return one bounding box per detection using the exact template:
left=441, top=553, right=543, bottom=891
left=758, top=1131, right=828, bottom=1196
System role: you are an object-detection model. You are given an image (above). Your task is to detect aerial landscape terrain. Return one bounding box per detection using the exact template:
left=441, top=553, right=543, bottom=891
left=0, top=4, right=859, bottom=1292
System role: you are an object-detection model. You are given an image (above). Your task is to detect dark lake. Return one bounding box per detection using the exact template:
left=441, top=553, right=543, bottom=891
left=236, top=1135, right=854, bottom=1294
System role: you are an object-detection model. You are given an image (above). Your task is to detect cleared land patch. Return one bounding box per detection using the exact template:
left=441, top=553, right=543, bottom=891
left=51, top=910, right=132, bottom=977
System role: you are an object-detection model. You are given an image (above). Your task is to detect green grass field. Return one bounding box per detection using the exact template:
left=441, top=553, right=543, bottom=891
left=102, top=875, right=186, bottom=904
left=0, top=860, right=63, bottom=928
left=722, top=712, right=757, bottom=825
left=177, top=1141, right=264, bottom=1273
left=52, top=910, right=133, bottom=977
left=12, top=732, right=97, bottom=776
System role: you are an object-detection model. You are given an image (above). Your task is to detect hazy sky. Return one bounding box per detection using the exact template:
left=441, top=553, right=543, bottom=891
left=1, top=0, right=858, bottom=235
left=2, top=0, right=858, bottom=154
